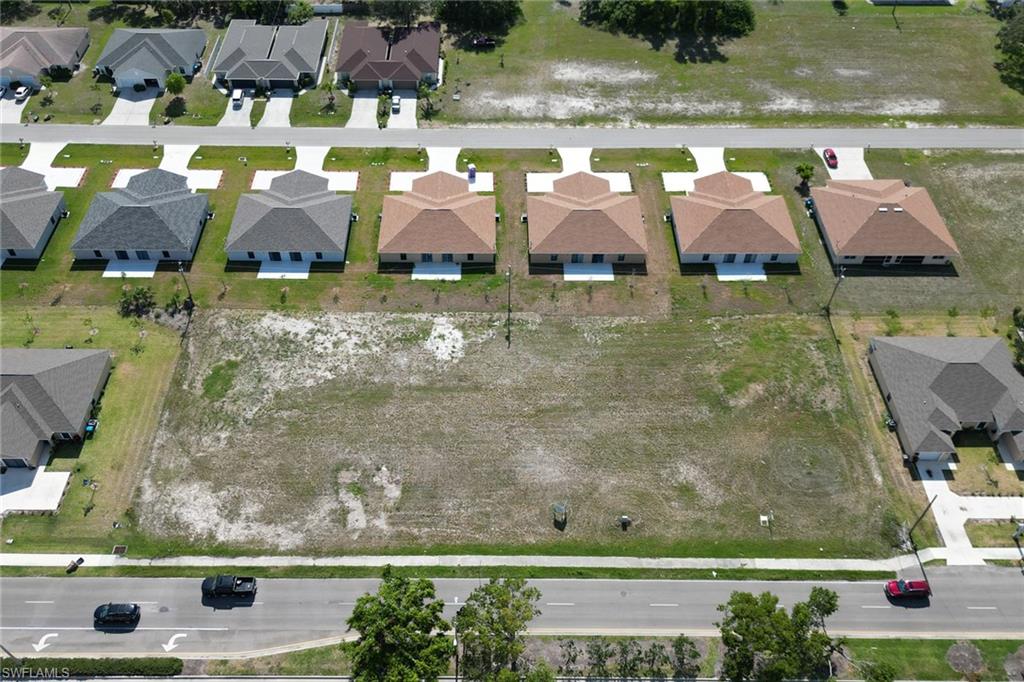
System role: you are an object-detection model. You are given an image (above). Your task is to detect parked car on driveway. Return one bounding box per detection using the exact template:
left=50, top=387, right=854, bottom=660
left=823, top=148, right=838, bottom=168
left=231, top=89, right=243, bottom=108
left=884, top=578, right=930, bottom=599
left=391, top=95, right=401, bottom=113
left=14, top=86, right=31, bottom=102
left=94, top=602, right=141, bottom=625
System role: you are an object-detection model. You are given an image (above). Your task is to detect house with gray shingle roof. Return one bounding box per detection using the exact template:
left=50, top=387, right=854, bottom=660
left=213, top=20, right=327, bottom=90
left=226, top=170, right=352, bottom=263
left=868, top=337, right=1024, bottom=464
left=0, top=27, right=90, bottom=90
left=1, top=348, right=111, bottom=469
left=72, top=169, right=209, bottom=263
left=94, top=28, right=206, bottom=91
left=1, top=167, right=66, bottom=264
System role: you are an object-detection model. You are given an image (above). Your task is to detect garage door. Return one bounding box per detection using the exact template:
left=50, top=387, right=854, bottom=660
left=270, top=79, right=293, bottom=90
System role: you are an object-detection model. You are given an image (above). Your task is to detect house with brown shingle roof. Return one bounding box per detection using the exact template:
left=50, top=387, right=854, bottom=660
left=335, top=21, right=440, bottom=91
left=527, top=172, right=647, bottom=268
left=378, top=171, right=495, bottom=265
left=0, top=27, right=90, bottom=91
left=670, top=171, right=800, bottom=266
left=810, top=179, right=959, bottom=267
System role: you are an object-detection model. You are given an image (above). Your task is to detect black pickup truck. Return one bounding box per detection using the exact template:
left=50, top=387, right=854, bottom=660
left=201, top=575, right=257, bottom=598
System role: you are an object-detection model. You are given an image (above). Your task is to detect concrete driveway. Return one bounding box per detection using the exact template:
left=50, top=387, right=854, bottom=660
left=218, top=93, right=253, bottom=127
left=0, top=92, right=28, bottom=125
left=814, top=147, right=873, bottom=180
left=102, top=88, right=158, bottom=126
left=346, top=92, right=379, bottom=129
left=257, top=89, right=293, bottom=128
left=387, top=89, right=417, bottom=129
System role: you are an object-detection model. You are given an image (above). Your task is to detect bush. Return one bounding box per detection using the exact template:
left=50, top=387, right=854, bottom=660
left=1, top=657, right=183, bottom=677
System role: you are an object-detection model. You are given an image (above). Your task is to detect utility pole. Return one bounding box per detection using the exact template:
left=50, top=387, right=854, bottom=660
left=907, top=494, right=938, bottom=584
left=505, top=265, right=512, bottom=349
left=177, top=261, right=194, bottom=312
left=824, top=265, right=846, bottom=316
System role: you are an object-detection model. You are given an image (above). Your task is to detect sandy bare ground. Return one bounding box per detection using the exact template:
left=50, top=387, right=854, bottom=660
left=138, top=311, right=888, bottom=554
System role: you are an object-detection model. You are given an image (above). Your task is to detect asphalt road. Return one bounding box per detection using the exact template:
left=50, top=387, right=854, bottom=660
left=1, top=567, right=1020, bottom=658
left=2, top=123, right=1023, bottom=149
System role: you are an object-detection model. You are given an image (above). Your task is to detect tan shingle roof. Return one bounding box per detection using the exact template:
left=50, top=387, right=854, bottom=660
left=670, top=171, right=800, bottom=255
left=527, top=172, right=647, bottom=255
left=378, top=172, right=495, bottom=254
left=810, top=179, right=959, bottom=257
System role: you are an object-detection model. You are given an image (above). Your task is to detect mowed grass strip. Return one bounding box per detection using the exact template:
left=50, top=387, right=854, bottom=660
left=0, top=307, right=181, bottom=551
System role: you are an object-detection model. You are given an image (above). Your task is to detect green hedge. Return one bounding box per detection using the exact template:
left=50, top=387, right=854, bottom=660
left=1, top=657, right=183, bottom=676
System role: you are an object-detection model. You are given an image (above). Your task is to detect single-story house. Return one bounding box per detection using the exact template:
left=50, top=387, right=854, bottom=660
left=335, top=21, right=440, bottom=91
left=378, top=171, right=495, bottom=265
left=94, top=28, right=206, bottom=91
left=72, top=168, right=209, bottom=262
left=226, top=170, right=352, bottom=263
left=670, top=171, right=800, bottom=266
left=0, top=27, right=90, bottom=90
left=810, top=179, right=959, bottom=267
left=212, top=19, right=327, bottom=91
left=526, top=172, right=647, bottom=267
left=1, top=167, right=66, bottom=263
left=1, top=348, right=111, bottom=470
left=868, top=336, right=1024, bottom=464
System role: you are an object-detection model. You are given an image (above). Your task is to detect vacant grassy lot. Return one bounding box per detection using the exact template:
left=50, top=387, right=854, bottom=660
left=149, top=74, right=227, bottom=126
left=431, top=1, right=1022, bottom=127
left=134, top=309, right=893, bottom=557
left=0, top=307, right=181, bottom=554
left=843, top=639, right=1023, bottom=681
left=949, top=432, right=1024, bottom=497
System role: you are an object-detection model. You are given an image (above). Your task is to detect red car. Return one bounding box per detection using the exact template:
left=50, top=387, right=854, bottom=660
left=823, top=148, right=838, bottom=169
left=884, top=578, right=930, bottom=599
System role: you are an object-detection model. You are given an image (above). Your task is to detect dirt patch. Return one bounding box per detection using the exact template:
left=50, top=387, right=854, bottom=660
left=550, top=61, right=657, bottom=84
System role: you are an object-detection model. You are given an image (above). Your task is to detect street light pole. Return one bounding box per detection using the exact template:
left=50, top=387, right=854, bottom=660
left=505, top=265, right=512, bottom=349
left=177, top=260, right=194, bottom=311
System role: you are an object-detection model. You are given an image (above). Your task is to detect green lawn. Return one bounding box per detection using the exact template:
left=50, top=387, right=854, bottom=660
left=0, top=142, right=30, bottom=166
left=206, top=644, right=350, bottom=676
left=431, top=1, right=1022, bottom=127
left=0, top=307, right=181, bottom=555
left=592, top=148, right=698, bottom=173
left=249, top=97, right=267, bottom=127
left=843, top=639, right=1023, bottom=681
left=289, top=20, right=353, bottom=127
left=965, top=520, right=1022, bottom=548
left=150, top=74, right=227, bottom=126
left=949, top=431, right=1024, bottom=496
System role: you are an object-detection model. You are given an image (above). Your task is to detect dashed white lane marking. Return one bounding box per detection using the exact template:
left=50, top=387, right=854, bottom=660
left=24, top=601, right=54, bottom=604
left=967, top=606, right=998, bottom=610
left=649, top=603, right=679, bottom=607
left=545, top=602, right=575, bottom=607
left=861, top=605, right=891, bottom=609
left=0, top=626, right=229, bottom=631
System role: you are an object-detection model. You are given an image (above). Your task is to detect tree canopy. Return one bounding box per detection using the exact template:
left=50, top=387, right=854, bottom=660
left=164, top=72, right=186, bottom=96
left=286, top=0, right=314, bottom=25
left=579, top=0, right=755, bottom=44
left=370, top=0, right=428, bottom=27
left=997, top=9, right=1024, bottom=93
left=346, top=566, right=455, bottom=682
left=436, top=0, right=522, bottom=36
left=716, top=589, right=839, bottom=681
left=453, top=577, right=541, bottom=679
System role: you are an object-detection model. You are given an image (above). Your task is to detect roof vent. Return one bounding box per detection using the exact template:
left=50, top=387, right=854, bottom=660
left=878, top=207, right=888, bottom=212
left=893, top=207, right=904, bottom=212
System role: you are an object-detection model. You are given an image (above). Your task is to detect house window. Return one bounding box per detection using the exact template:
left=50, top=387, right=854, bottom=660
left=6, top=249, right=15, bottom=257
left=466, top=254, right=474, bottom=261
left=592, top=254, right=604, bottom=264
left=289, top=252, right=302, bottom=262
left=422, top=253, right=433, bottom=263
left=315, top=252, right=323, bottom=260
left=770, top=253, right=779, bottom=262
left=550, top=254, right=558, bottom=262
left=723, top=254, right=736, bottom=263
left=442, top=253, right=454, bottom=263
left=162, top=250, right=170, bottom=258
left=136, top=250, right=149, bottom=260
left=269, top=251, right=282, bottom=261
left=399, top=253, right=407, bottom=261
left=932, top=256, right=944, bottom=259
left=247, top=251, right=255, bottom=259
left=93, top=250, right=102, bottom=258
left=701, top=254, right=710, bottom=262
left=115, top=250, right=129, bottom=260
left=844, top=255, right=857, bottom=260
left=743, top=254, right=756, bottom=263
left=571, top=254, right=583, bottom=264
left=617, top=254, right=625, bottom=262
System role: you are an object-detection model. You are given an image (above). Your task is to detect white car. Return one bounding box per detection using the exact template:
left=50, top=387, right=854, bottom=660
left=391, top=95, right=401, bottom=113
left=231, top=89, right=243, bottom=108
left=14, top=86, right=31, bottom=102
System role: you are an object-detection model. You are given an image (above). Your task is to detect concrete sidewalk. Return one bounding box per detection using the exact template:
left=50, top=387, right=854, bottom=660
left=2, top=546, right=1019, bottom=570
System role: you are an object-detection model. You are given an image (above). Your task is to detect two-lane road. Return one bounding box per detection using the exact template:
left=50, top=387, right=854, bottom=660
left=1, top=567, right=1020, bottom=658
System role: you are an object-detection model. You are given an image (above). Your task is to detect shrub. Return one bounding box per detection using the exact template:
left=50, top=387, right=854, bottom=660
left=1, top=658, right=183, bottom=677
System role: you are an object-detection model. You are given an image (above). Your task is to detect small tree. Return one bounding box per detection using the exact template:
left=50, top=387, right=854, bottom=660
left=287, top=0, right=314, bottom=25
left=795, top=162, right=815, bottom=188
left=454, top=577, right=542, bottom=677
left=165, top=72, right=186, bottom=96
left=558, top=639, right=584, bottom=679
left=862, top=660, right=898, bottom=682
left=585, top=638, right=614, bottom=678
left=670, top=635, right=701, bottom=679
left=642, top=642, right=670, bottom=679
left=346, top=565, right=454, bottom=682
left=615, top=639, right=643, bottom=679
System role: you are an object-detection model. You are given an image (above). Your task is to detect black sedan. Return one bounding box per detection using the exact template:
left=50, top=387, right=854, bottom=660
left=94, top=602, right=141, bottom=626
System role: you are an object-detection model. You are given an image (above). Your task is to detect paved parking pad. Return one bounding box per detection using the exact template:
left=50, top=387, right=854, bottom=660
left=102, top=89, right=158, bottom=126
left=814, top=147, right=873, bottom=180
left=346, top=92, right=379, bottom=129
left=256, top=90, right=294, bottom=128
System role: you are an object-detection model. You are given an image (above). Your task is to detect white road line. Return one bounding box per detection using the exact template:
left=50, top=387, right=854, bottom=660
left=136, top=601, right=159, bottom=605
left=545, top=602, right=575, bottom=607
left=966, top=606, right=998, bottom=610
left=0, top=626, right=229, bottom=631
left=861, top=605, right=891, bottom=609
left=252, top=601, right=264, bottom=605
left=649, top=603, right=679, bottom=608
left=24, top=601, right=54, bottom=604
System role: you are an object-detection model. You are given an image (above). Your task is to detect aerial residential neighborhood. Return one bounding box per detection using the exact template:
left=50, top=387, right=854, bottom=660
left=0, top=0, right=1022, bottom=679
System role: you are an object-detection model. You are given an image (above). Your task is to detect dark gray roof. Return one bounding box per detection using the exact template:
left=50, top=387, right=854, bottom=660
left=870, top=337, right=1024, bottom=454
left=95, top=28, right=206, bottom=79
left=0, top=27, right=90, bottom=79
left=1, top=348, right=110, bottom=461
left=214, top=20, right=325, bottom=81
left=73, top=169, right=208, bottom=252
left=226, top=170, right=351, bottom=253
left=0, top=167, right=64, bottom=251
